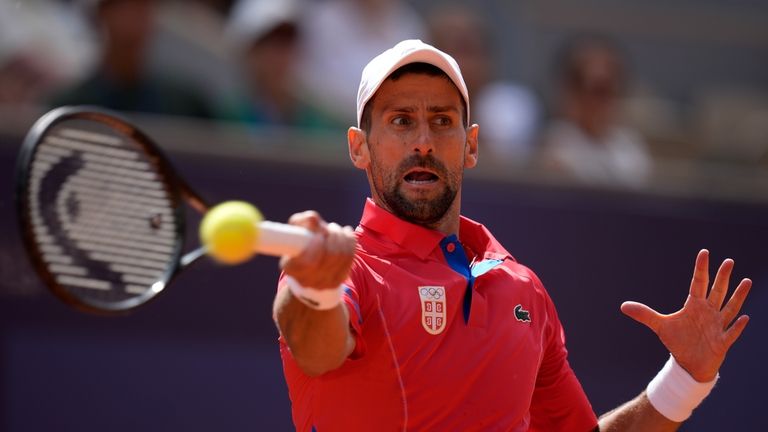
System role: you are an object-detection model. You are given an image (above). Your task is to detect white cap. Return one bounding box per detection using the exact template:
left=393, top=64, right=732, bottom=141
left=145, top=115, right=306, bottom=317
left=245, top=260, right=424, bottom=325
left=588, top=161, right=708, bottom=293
left=226, top=0, right=299, bottom=50
left=356, top=39, right=470, bottom=128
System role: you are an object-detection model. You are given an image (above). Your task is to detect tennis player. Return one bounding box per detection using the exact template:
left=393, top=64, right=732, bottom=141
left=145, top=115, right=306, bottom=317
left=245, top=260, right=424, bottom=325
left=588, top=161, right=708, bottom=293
left=273, top=39, right=752, bottom=431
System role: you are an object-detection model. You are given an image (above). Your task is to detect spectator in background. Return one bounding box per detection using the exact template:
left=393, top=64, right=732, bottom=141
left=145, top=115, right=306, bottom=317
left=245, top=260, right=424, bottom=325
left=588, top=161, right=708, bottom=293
left=0, top=51, right=55, bottom=107
left=538, top=35, right=652, bottom=187
left=297, top=0, right=426, bottom=125
left=147, top=0, right=239, bottom=109
left=51, top=0, right=215, bottom=119
left=427, top=5, right=540, bottom=166
left=0, top=0, right=93, bottom=106
left=223, top=0, right=341, bottom=130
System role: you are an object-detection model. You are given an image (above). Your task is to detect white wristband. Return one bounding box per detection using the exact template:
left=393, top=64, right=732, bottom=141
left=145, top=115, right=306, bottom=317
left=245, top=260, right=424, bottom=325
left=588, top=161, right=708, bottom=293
left=285, top=276, right=343, bottom=310
left=646, top=354, right=719, bottom=422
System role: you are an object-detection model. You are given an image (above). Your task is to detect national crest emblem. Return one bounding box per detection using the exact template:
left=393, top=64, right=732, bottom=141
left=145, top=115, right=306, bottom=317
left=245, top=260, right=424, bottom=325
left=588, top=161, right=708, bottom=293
left=418, top=286, right=446, bottom=335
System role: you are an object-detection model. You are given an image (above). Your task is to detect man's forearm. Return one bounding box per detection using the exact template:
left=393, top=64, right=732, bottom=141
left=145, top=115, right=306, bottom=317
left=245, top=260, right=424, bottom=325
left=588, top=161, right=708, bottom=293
left=597, top=391, right=680, bottom=432
left=274, top=286, right=354, bottom=376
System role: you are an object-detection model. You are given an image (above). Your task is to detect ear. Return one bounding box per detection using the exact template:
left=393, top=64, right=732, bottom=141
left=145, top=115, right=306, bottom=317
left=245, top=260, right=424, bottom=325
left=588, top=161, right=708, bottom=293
left=464, top=123, right=479, bottom=169
left=348, top=127, right=370, bottom=170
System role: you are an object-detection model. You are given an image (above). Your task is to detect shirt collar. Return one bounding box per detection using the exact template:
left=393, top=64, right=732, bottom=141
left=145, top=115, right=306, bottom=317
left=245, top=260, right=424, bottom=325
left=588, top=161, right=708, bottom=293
left=359, top=198, right=444, bottom=260
left=458, top=216, right=512, bottom=262
left=358, top=198, right=512, bottom=262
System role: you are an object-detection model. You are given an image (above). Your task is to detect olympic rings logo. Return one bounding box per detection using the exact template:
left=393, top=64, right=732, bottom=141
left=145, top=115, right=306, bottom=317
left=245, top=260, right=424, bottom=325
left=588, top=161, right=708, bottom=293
left=420, top=287, right=444, bottom=299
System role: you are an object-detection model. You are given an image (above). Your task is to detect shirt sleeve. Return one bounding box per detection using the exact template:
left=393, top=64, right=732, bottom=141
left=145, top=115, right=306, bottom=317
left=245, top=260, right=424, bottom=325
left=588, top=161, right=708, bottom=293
left=341, top=280, right=366, bottom=359
left=528, top=281, right=598, bottom=431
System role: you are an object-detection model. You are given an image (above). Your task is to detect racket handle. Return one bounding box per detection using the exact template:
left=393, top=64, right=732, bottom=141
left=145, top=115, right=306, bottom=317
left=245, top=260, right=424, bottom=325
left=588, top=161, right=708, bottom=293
left=256, top=221, right=313, bottom=257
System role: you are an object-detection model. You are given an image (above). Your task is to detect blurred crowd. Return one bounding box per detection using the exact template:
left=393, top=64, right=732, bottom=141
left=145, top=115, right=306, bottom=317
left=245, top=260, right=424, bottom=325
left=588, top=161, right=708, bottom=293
left=1, top=0, right=766, bottom=188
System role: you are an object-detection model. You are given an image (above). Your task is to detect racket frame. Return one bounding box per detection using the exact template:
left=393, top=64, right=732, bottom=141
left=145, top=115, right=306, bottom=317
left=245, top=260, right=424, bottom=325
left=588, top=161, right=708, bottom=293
left=15, top=106, right=208, bottom=314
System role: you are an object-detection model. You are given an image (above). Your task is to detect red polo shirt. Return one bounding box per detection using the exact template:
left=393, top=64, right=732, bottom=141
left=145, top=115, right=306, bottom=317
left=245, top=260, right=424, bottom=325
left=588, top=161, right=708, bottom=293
left=279, top=199, right=597, bottom=431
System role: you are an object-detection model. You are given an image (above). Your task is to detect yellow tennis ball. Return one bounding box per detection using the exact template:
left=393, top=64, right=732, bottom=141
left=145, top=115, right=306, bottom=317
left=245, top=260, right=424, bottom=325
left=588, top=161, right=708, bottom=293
left=199, top=201, right=262, bottom=265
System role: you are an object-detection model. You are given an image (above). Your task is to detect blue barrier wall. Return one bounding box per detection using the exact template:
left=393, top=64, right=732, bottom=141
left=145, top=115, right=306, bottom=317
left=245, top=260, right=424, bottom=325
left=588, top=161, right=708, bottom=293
left=1, top=123, right=766, bottom=431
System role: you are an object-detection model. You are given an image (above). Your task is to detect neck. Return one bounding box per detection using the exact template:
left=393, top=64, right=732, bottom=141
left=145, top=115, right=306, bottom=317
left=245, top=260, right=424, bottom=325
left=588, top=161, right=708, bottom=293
left=425, top=196, right=461, bottom=236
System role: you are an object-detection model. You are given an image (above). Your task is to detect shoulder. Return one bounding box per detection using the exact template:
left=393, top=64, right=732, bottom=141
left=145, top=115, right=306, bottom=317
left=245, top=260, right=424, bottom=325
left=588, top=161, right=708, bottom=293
left=501, top=259, right=549, bottom=295
left=608, top=125, right=650, bottom=153
left=542, top=120, right=591, bottom=150
left=346, top=235, right=392, bottom=292
left=490, top=257, right=561, bottom=320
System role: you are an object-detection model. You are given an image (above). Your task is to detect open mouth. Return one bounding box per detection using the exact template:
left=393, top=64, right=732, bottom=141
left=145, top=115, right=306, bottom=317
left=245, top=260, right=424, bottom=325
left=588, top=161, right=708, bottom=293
left=404, top=169, right=439, bottom=185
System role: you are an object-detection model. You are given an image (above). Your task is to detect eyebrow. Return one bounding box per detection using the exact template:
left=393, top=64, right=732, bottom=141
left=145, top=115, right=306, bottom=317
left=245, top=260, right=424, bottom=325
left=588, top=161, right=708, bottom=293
left=382, top=105, right=461, bottom=115
left=428, top=105, right=461, bottom=115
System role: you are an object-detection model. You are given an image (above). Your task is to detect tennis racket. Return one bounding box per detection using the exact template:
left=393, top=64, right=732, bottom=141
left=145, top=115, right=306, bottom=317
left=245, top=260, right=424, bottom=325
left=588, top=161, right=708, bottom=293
left=15, top=106, right=312, bottom=314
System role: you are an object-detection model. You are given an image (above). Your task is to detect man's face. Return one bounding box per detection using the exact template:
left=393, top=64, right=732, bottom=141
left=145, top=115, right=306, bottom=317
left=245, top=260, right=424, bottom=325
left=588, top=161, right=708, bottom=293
left=361, top=73, right=476, bottom=227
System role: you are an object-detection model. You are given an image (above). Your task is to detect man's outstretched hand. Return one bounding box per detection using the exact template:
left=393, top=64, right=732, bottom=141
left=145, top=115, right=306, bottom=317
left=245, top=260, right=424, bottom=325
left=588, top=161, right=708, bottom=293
left=620, top=249, right=752, bottom=382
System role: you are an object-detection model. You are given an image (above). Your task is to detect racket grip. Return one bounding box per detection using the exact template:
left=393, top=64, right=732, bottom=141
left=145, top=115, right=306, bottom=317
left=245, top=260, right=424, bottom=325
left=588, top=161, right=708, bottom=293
left=256, top=221, right=313, bottom=257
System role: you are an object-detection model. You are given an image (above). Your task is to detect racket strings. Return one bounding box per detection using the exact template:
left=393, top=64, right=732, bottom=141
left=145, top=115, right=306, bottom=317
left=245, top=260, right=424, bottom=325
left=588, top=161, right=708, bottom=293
left=27, top=122, right=180, bottom=307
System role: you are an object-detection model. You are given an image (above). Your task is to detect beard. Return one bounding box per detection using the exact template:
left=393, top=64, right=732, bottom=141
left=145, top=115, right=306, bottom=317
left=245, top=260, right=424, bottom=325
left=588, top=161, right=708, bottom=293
left=371, top=153, right=461, bottom=227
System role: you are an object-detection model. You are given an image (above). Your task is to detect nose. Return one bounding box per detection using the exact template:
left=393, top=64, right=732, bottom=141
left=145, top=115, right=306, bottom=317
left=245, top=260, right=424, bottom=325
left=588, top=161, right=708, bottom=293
left=411, top=122, right=435, bottom=155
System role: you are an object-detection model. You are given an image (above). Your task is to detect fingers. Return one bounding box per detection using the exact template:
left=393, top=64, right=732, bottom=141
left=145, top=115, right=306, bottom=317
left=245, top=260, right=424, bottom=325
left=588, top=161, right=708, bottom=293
left=720, top=278, right=752, bottom=328
left=620, top=301, right=662, bottom=332
left=288, top=210, right=326, bottom=232
left=282, top=213, right=357, bottom=289
left=708, top=258, right=734, bottom=309
left=724, top=315, right=750, bottom=349
left=325, top=224, right=357, bottom=288
left=689, top=249, right=709, bottom=298
left=322, top=223, right=357, bottom=283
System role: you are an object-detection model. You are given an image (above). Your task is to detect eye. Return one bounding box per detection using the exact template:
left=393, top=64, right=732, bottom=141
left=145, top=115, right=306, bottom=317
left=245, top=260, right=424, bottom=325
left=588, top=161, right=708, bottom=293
left=391, top=116, right=412, bottom=126
left=433, top=116, right=453, bottom=126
